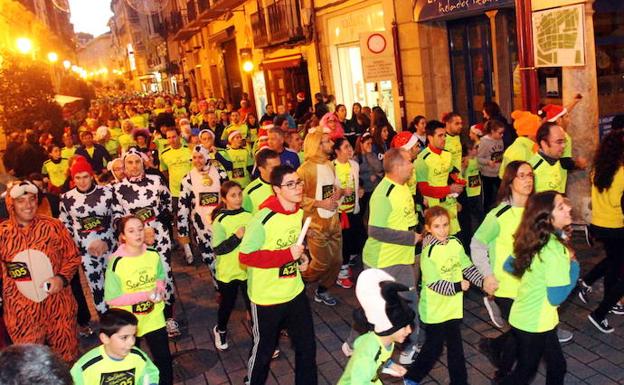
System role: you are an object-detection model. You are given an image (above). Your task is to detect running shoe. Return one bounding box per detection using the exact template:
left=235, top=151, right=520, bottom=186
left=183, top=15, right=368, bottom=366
left=213, top=326, right=229, bottom=350
left=557, top=327, right=574, bottom=343
left=483, top=296, right=505, bottom=329
left=314, top=290, right=337, bottom=306
left=611, top=303, right=624, bottom=315
left=336, top=276, right=354, bottom=289
left=166, top=318, right=182, bottom=338
left=398, top=343, right=421, bottom=365
left=272, top=348, right=280, bottom=359
left=403, top=378, right=420, bottom=385
left=341, top=342, right=353, bottom=357
left=588, top=313, right=614, bottom=334
left=577, top=279, right=592, bottom=304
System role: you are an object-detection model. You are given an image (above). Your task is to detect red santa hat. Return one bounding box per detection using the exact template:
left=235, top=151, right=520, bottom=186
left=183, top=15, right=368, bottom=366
left=539, top=104, right=567, bottom=122
left=470, top=123, right=484, bottom=137
left=70, top=156, right=94, bottom=178
left=390, top=131, right=418, bottom=150
left=296, top=92, right=305, bottom=102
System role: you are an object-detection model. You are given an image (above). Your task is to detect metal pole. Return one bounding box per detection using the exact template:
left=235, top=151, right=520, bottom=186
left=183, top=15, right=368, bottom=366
left=391, top=20, right=407, bottom=131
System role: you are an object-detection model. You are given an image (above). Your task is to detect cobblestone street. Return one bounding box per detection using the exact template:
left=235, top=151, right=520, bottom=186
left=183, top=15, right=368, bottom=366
left=78, top=232, right=624, bottom=385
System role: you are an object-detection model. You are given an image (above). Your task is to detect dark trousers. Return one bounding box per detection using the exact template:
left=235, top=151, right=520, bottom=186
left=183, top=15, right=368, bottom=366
left=248, top=291, right=317, bottom=385
left=490, top=297, right=517, bottom=374
left=500, top=327, right=566, bottom=385
left=216, top=279, right=250, bottom=331
left=482, top=175, right=501, bottom=211
left=406, top=319, right=467, bottom=385
left=458, top=195, right=483, bottom=254
left=137, top=327, right=173, bottom=385
left=70, top=272, right=91, bottom=326
left=341, top=212, right=364, bottom=265
left=584, top=226, right=624, bottom=300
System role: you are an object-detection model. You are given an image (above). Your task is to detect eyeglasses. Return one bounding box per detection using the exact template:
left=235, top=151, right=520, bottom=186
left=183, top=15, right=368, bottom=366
left=515, top=172, right=534, bottom=180
left=280, top=180, right=304, bottom=190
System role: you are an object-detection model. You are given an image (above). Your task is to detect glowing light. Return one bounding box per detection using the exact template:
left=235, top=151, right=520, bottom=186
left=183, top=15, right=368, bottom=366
left=47, top=52, right=58, bottom=63
left=16, top=38, right=33, bottom=54
left=242, top=60, right=253, bottom=73
left=63, top=60, right=71, bottom=69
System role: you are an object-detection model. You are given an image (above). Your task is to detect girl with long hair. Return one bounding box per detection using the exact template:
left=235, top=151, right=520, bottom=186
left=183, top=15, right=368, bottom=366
left=499, top=191, right=578, bottom=385
left=105, top=215, right=173, bottom=385
left=471, top=161, right=534, bottom=381
left=332, top=138, right=362, bottom=289
left=581, top=130, right=624, bottom=333
left=210, top=181, right=252, bottom=350
left=405, top=206, right=483, bottom=385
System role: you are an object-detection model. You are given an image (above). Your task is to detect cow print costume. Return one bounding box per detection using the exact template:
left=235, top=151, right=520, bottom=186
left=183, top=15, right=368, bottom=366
left=59, top=184, right=116, bottom=314
left=177, top=156, right=228, bottom=269
left=111, top=173, right=175, bottom=300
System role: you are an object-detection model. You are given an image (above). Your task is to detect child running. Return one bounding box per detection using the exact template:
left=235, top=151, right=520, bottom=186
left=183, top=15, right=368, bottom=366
left=404, top=206, right=483, bottom=385
left=105, top=215, right=173, bottom=385
left=211, top=181, right=252, bottom=350
left=71, top=309, right=159, bottom=385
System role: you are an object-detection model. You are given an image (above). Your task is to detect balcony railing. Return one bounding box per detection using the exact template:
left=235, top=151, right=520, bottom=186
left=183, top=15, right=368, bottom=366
left=266, top=0, right=303, bottom=45
left=250, top=10, right=269, bottom=48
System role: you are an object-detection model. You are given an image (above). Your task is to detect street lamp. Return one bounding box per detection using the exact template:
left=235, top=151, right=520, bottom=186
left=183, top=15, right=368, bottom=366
left=47, top=52, right=58, bottom=63
left=16, top=37, right=33, bottom=55
left=242, top=60, right=254, bottom=73
left=63, top=60, right=71, bottom=70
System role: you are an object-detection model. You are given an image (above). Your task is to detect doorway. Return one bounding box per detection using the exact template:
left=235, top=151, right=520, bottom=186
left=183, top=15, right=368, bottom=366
left=448, top=16, right=494, bottom=125
left=221, top=38, right=243, bottom=104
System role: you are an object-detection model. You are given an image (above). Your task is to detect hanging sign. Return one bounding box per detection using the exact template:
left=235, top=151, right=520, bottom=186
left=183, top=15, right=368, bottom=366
left=416, top=0, right=514, bottom=22
left=359, top=32, right=396, bottom=83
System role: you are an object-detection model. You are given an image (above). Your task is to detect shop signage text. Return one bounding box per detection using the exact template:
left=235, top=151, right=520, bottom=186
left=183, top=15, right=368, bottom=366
left=417, top=0, right=514, bottom=22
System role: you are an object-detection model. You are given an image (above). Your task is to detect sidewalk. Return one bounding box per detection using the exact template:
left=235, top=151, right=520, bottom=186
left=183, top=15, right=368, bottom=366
left=81, top=232, right=624, bottom=385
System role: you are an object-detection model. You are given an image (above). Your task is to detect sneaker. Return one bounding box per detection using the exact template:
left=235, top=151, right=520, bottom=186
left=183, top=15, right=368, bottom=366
left=403, top=378, right=420, bottom=385
left=213, top=326, right=229, bottom=350
left=478, top=337, right=500, bottom=368
left=336, top=276, right=354, bottom=289
left=398, top=343, right=421, bottom=365
left=483, top=297, right=505, bottom=329
left=588, top=313, right=614, bottom=334
left=166, top=318, right=182, bottom=338
left=557, top=327, right=574, bottom=343
left=341, top=342, right=353, bottom=357
left=78, top=325, right=94, bottom=338
left=314, top=290, right=337, bottom=306
left=272, top=348, right=280, bottom=359
left=577, top=280, right=592, bottom=304
left=611, top=303, right=624, bottom=315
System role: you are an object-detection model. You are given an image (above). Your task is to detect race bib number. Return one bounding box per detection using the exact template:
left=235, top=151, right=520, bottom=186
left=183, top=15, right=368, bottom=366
left=278, top=261, right=298, bottom=279
left=132, top=301, right=154, bottom=314
left=79, top=216, right=106, bottom=233
left=6, top=262, right=31, bottom=281
left=100, top=369, right=135, bottom=385
left=468, top=175, right=481, bottom=188
left=232, top=167, right=245, bottom=179
left=491, top=151, right=503, bottom=163
left=322, top=185, right=334, bottom=200
left=199, top=192, right=219, bottom=206
left=132, top=207, right=155, bottom=222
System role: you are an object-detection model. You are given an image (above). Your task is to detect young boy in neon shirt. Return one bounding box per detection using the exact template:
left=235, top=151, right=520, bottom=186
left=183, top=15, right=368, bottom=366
left=71, top=309, right=159, bottom=385
left=337, top=268, right=414, bottom=385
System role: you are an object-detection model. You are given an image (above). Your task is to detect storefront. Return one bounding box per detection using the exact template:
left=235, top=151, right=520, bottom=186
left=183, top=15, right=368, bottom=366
left=322, top=1, right=398, bottom=128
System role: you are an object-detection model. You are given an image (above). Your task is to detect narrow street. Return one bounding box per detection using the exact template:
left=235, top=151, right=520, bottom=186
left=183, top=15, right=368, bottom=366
left=81, top=232, right=622, bottom=385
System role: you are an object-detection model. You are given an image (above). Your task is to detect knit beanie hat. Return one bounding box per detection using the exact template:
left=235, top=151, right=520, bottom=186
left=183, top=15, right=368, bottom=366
left=70, top=156, right=94, bottom=178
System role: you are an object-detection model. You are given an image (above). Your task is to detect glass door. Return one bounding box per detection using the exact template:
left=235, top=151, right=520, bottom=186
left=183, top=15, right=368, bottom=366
left=448, top=16, right=494, bottom=125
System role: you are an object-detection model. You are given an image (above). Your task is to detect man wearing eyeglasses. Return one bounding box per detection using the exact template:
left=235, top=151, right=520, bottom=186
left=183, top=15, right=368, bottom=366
left=239, top=164, right=316, bottom=385
left=530, top=122, right=567, bottom=193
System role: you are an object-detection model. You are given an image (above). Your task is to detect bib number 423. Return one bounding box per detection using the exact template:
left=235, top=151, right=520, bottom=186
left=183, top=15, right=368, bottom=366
left=278, top=261, right=298, bottom=279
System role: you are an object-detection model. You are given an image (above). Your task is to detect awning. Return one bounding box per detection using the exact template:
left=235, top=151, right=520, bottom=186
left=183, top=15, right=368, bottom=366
left=261, top=54, right=303, bottom=71
left=54, top=94, right=83, bottom=106
left=415, top=0, right=514, bottom=22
